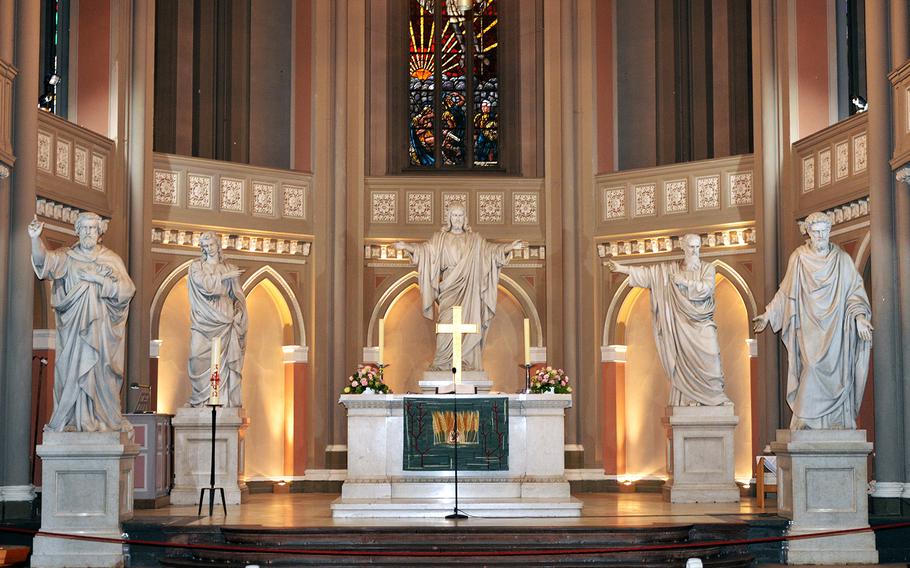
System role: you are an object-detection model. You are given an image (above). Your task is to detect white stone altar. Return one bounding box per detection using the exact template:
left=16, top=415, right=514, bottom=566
left=771, top=429, right=878, bottom=565
left=32, top=432, right=139, bottom=568
left=170, top=406, right=249, bottom=505
left=662, top=405, right=740, bottom=503
left=332, top=393, right=581, bottom=518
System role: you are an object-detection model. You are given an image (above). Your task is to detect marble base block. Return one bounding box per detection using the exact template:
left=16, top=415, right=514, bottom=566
left=31, top=431, right=139, bottom=568
left=170, top=406, right=249, bottom=506
left=771, top=429, right=877, bottom=565
left=662, top=405, right=740, bottom=503
left=419, top=370, right=493, bottom=393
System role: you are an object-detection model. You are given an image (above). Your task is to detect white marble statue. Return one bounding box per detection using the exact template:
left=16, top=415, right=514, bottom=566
left=607, top=234, right=732, bottom=406
left=187, top=231, right=248, bottom=407
left=29, top=213, right=136, bottom=432
left=754, top=212, right=873, bottom=429
left=394, top=204, right=522, bottom=371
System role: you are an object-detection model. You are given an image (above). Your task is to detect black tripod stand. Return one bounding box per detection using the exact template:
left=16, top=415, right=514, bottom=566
left=198, top=402, right=227, bottom=516
left=445, top=366, right=468, bottom=520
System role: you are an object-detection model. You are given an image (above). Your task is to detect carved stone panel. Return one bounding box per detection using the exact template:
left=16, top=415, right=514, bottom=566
left=74, top=146, right=88, bottom=186
left=512, top=192, right=539, bottom=224
left=252, top=181, right=277, bottom=217
left=187, top=174, right=213, bottom=210
left=55, top=139, right=71, bottom=179
left=221, top=178, right=244, bottom=212
left=153, top=169, right=180, bottom=205
left=633, top=183, right=656, bottom=217
left=664, top=179, right=688, bottom=213
left=602, top=186, right=626, bottom=220
left=37, top=131, right=52, bottom=172
left=371, top=191, right=398, bottom=223
left=695, top=175, right=720, bottom=210
left=478, top=192, right=504, bottom=224
left=729, top=172, right=753, bottom=206
left=283, top=184, right=306, bottom=218
left=407, top=191, right=433, bottom=224
left=802, top=156, right=815, bottom=193
left=852, top=133, right=867, bottom=173
left=91, top=154, right=105, bottom=191
left=818, top=148, right=831, bottom=187
left=835, top=141, right=849, bottom=181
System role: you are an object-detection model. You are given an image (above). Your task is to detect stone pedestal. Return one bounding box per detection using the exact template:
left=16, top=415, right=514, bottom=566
left=170, top=406, right=249, bottom=506
left=662, top=405, right=740, bottom=503
left=419, top=370, right=493, bottom=393
left=771, top=429, right=878, bottom=565
left=31, top=431, right=139, bottom=568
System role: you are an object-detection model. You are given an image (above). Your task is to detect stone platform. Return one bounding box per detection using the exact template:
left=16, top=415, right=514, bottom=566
left=662, top=404, right=740, bottom=503
left=771, top=428, right=877, bottom=565
left=31, top=431, right=139, bottom=568
left=171, top=406, right=249, bottom=506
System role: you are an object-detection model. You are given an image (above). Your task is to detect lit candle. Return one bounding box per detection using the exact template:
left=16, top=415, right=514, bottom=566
left=211, top=336, right=221, bottom=371
left=523, top=318, right=531, bottom=366
left=378, top=318, right=385, bottom=365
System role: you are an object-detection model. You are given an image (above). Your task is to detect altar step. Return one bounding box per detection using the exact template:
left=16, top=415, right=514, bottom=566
left=158, top=523, right=754, bottom=566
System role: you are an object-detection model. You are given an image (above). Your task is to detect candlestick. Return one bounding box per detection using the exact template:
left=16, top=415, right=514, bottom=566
left=378, top=318, right=385, bottom=365
left=523, top=318, right=531, bottom=366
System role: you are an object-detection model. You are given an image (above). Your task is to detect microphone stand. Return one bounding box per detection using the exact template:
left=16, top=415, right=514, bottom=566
left=445, top=366, right=468, bottom=520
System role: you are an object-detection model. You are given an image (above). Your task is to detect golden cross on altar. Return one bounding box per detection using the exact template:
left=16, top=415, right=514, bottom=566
left=435, top=305, right=478, bottom=385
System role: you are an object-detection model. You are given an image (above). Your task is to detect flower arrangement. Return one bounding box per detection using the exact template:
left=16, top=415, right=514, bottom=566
left=342, top=365, right=391, bottom=395
left=530, top=366, right=572, bottom=394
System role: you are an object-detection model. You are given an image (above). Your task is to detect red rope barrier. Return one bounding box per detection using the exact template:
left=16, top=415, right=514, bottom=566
left=1, top=521, right=909, bottom=558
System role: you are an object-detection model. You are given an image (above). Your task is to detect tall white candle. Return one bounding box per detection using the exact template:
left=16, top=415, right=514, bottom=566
left=378, top=318, right=385, bottom=365
left=523, top=318, right=531, bottom=366
left=211, top=336, right=221, bottom=371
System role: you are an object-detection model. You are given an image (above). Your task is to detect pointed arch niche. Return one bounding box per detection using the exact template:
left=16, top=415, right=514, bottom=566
left=152, top=263, right=306, bottom=479
left=605, top=267, right=754, bottom=482
left=368, top=272, right=543, bottom=394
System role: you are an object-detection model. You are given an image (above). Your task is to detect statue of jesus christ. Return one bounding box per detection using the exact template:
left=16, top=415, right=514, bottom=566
left=395, top=204, right=522, bottom=372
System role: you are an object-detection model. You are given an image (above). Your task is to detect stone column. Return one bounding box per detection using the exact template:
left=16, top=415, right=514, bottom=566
left=125, top=0, right=155, bottom=412
left=891, top=0, right=910, bottom=500
left=600, top=345, right=626, bottom=477
left=0, top=0, right=39, bottom=510
left=746, top=338, right=761, bottom=467
left=148, top=339, right=162, bottom=412
left=866, top=0, right=905, bottom=502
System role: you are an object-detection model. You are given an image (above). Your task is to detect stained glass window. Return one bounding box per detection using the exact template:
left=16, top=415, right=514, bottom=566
left=408, top=0, right=499, bottom=169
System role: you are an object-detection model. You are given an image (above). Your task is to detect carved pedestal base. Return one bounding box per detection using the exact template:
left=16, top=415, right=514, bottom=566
left=170, top=406, right=249, bottom=506
left=662, top=405, right=740, bottom=503
left=771, top=429, right=877, bottom=565
left=31, top=431, right=138, bottom=568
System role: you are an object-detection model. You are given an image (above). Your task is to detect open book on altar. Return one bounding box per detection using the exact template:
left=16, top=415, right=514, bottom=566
left=436, top=382, right=477, bottom=394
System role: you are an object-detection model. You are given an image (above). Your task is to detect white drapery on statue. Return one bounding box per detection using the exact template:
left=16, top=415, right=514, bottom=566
left=187, top=259, right=248, bottom=407
left=765, top=243, right=871, bottom=429
left=34, top=246, right=136, bottom=432
left=412, top=230, right=514, bottom=371
left=627, top=262, right=731, bottom=406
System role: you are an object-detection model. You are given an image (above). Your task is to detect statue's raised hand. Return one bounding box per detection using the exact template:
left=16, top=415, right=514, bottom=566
left=28, top=216, right=44, bottom=239
left=222, top=268, right=243, bottom=281
left=606, top=259, right=629, bottom=275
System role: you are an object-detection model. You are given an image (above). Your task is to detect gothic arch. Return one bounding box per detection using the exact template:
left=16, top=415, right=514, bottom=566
left=366, top=271, right=544, bottom=347
left=602, top=260, right=757, bottom=346
left=149, top=261, right=306, bottom=347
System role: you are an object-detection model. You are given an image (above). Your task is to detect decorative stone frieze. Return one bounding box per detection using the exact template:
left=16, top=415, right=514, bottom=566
left=597, top=225, right=756, bottom=259
left=151, top=225, right=312, bottom=257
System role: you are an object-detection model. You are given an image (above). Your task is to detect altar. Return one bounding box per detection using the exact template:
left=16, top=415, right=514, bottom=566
left=332, top=393, right=582, bottom=518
